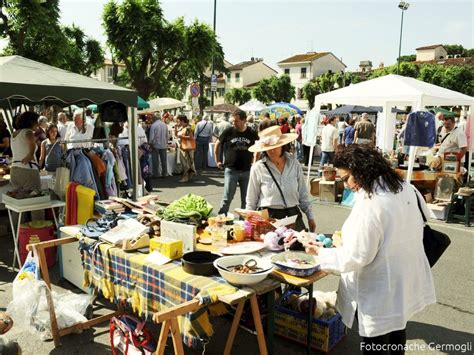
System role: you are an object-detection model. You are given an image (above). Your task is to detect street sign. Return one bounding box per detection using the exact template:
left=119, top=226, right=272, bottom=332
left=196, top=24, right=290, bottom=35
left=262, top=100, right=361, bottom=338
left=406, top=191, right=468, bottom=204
left=191, top=97, right=198, bottom=107
left=211, top=74, right=217, bottom=92
left=190, top=83, right=200, bottom=97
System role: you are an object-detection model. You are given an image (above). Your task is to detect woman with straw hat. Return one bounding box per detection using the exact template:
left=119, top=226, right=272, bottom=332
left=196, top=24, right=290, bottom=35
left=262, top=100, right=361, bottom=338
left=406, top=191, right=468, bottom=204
left=246, top=126, right=316, bottom=232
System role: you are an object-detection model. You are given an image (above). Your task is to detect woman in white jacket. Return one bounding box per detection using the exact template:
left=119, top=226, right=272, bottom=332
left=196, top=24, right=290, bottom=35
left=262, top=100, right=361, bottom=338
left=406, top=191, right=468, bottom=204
left=297, top=145, right=436, bottom=354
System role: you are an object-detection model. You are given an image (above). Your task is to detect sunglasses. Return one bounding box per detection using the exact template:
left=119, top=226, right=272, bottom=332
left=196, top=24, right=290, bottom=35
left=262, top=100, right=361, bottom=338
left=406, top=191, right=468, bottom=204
left=340, top=174, right=351, bottom=183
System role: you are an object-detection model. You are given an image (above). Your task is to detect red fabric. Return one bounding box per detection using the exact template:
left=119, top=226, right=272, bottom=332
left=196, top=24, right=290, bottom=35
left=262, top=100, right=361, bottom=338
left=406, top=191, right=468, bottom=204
left=280, top=123, right=289, bottom=134
left=66, top=182, right=80, bottom=225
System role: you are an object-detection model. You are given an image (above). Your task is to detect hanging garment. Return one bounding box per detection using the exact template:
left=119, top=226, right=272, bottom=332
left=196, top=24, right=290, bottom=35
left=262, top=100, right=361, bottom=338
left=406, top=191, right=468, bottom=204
left=121, top=145, right=133, bottom=190
left=139, top=143, right=153, bottom=193
left=102, top=149, right=118, bottom=197
left=65, top=182, right=80, bottom=225
left=86, top=151, right=107, bottom=200
left=67, top=149, right=99, bottom=197
left=404, top=111, right=436, bottom=147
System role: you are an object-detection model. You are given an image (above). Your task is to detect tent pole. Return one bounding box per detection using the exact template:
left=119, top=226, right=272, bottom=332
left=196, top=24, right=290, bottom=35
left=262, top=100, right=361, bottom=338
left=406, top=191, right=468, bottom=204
left=129, top=107, right=139, bottom=200
left=306, top=145, right=314, bottom=185
left=5, top=99, right=15, bottom=132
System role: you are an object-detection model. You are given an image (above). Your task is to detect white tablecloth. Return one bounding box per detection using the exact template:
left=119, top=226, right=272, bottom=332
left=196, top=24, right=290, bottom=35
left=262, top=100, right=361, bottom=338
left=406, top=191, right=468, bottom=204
left=167, top=151, right=177, bottom=176
left=208, top=143, right=217, bottom=168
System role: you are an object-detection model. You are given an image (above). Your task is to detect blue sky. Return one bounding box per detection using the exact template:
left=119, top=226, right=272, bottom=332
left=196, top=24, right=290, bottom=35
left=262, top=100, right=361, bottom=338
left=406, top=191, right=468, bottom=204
left=24, top=1, right=474, bottom=71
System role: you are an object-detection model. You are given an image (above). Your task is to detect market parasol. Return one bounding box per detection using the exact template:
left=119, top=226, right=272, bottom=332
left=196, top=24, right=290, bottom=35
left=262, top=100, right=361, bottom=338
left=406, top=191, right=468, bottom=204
left=261, top=102, right=303, bottom=119
left=204, top=103, right=239, bottom=113
left=146, top=97, right=186, bottom=112
left=239, top=99, right=267, bottom=112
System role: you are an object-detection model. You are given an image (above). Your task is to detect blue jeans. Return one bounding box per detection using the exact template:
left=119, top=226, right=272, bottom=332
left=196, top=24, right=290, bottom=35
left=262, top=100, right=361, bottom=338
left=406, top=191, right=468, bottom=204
left=218, top=168, right=250, bottom=215
left=320, top=151, right=335, bottom=167
left=295, top=140, right=303, bottom=160
left=152, top=148, right=167, bottom=177
left=194, top=137, right=210, bottom=170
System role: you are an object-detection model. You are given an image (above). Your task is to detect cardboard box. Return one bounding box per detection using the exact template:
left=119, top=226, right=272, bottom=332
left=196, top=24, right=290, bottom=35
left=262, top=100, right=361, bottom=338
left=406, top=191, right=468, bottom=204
left=319, top=181, right=337, bottom=202
left=310, top=178, right=321, bottom=196
left=427, top=203, right=448, bottom=220
left=2, top=193, right=50, bottom=207
left=150, top=237, right=183, bottom=259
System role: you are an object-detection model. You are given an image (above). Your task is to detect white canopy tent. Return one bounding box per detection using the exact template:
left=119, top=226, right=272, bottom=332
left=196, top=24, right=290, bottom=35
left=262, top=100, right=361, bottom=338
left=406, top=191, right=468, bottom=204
left=239, top=99, right=267, bottom=112
left=303, top=74, right=474, bottom=183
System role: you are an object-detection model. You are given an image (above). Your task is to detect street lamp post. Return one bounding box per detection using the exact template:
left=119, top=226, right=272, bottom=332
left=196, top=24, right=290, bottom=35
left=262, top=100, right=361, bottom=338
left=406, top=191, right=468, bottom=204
left=397, top=1, right=410, bottom=75
left=210, top=0, right=217, bottom=118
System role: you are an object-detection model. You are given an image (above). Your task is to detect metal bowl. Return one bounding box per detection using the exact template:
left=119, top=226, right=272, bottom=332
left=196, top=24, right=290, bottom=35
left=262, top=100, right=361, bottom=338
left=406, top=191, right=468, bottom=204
left=271, top=251, right=320, bottom=277
left=182, top=251, right=221, bottom=276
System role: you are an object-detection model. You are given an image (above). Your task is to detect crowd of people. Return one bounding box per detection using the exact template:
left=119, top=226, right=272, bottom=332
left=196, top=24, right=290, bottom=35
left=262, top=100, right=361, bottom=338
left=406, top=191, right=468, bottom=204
left=2, top=105, right=470, bottom=355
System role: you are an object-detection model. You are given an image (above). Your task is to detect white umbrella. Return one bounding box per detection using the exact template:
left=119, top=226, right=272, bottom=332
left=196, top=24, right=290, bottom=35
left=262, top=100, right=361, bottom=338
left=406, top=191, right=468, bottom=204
left=145, top=97, right=186, bottom=112
left=239, top=99, right=267, bottom=112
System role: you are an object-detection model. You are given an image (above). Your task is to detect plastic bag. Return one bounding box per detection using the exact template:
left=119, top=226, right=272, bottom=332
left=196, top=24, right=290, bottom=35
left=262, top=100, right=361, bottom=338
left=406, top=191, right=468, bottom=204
left=7, top=250, right=93, bottom=340
left=53, top=167, right=70, bottom=200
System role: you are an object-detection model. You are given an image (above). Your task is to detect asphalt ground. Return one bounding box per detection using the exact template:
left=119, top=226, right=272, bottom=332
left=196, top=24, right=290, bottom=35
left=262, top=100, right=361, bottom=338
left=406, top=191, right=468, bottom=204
left=0, top=167, right=472, bottom=355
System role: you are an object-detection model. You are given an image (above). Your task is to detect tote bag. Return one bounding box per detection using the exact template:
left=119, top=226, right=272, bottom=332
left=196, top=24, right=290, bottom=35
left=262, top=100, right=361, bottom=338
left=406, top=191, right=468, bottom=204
left=414, top=190, right=451, bottom=267
left=180, top=136, right=196, bottom=151
left=54, top=167, right=70, bottom=201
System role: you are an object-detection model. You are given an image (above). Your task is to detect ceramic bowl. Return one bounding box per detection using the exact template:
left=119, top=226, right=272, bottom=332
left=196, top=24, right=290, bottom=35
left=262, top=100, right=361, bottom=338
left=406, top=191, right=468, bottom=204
left=214, top=255, right=273, bottom=286
left=271, top=251, right=320, bottom=277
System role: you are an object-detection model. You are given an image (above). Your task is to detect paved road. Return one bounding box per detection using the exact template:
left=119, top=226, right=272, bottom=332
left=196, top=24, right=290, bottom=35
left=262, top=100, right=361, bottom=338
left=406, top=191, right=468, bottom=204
left=0, top=169, right=472, bottom=354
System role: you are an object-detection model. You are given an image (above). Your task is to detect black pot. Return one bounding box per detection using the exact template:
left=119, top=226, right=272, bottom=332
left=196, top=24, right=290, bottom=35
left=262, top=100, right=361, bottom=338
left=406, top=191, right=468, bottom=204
left=182, top=251, right=220, bottom=276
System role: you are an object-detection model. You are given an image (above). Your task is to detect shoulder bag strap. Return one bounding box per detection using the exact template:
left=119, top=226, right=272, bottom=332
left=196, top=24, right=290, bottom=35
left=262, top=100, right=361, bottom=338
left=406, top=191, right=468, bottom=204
left=263, top=162, right=288, bottom=208
left=413, top=188, right=427, bottom=223
left=440, top=127, right=456, bottom=144
left=45, top=139, right=60, bottom=164
left=196, top=121, right=208, bottom=137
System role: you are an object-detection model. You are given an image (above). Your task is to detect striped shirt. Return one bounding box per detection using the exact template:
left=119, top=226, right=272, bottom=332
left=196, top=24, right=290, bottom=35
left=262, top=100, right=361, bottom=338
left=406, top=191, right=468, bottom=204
left=246, top=153, right=314, bottom=220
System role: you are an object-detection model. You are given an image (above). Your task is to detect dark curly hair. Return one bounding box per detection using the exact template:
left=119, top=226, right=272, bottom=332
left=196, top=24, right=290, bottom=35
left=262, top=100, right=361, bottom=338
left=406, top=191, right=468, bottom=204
left=16, top=111, right=39, bottom=130
left=334, top=144, right=403, bottom=197
left=177, top=114, right=189, bottom=124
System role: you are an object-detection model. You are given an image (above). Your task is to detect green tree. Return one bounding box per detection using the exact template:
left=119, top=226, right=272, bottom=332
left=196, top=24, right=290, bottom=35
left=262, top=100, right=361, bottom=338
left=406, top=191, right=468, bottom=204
left=302, top=81, right=320, bottom=109
left=62, top=25, right=104, bottom=76
left=253, top=75, right=295, bottom=104
left=253, top=78, right=273, bottom=104
left=271, top=75, right=295, bottom=102
left=103, top=0, right=225, bottom=100
left=0, top=0, right=103, bottom=75
left=443, top=44, right=467, bottom=56
left=225, top=88, right=251, bottom=105
left=399, top=54, right=416, bottom=62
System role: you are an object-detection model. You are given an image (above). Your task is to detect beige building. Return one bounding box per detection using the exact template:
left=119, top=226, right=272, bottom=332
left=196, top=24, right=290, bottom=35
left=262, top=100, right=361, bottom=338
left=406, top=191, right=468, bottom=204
left=91, top=58, right=126, bottom=84
left=415, top=45, right=448, bottom=62
left=277, top=52, right=346, bottom=110
left=225, top=58, right=277, bottom=90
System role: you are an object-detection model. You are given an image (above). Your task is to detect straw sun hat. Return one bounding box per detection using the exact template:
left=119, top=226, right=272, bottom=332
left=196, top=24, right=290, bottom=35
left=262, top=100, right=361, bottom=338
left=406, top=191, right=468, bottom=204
left=248, top=125, right=298, bottom=153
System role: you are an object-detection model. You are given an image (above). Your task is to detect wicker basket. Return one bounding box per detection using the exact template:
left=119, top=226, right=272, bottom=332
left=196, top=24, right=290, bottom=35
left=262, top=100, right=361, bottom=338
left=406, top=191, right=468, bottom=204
left=274, top=300, right=346, bottom=352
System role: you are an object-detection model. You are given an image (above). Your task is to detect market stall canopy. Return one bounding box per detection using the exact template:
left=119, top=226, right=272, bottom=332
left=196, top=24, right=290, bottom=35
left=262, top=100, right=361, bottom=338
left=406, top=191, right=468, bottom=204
left=312, top=74, right=474, bottom=107
left=370, top=106, right=407, bottom=114
left=239, top=99, right=267, bottom=112
left=304, top=74, right=473, bottom=183
left=326, top=105, right=379, bottom=116
left=145, top=97, right=186, bottom=112
left=205, top=103, right=239, bottom=113
left=88, top=96, right=149, bottom=113
left=0, top=55, right=137, bottom=108
left=265, top=102, right=303, bottom=117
